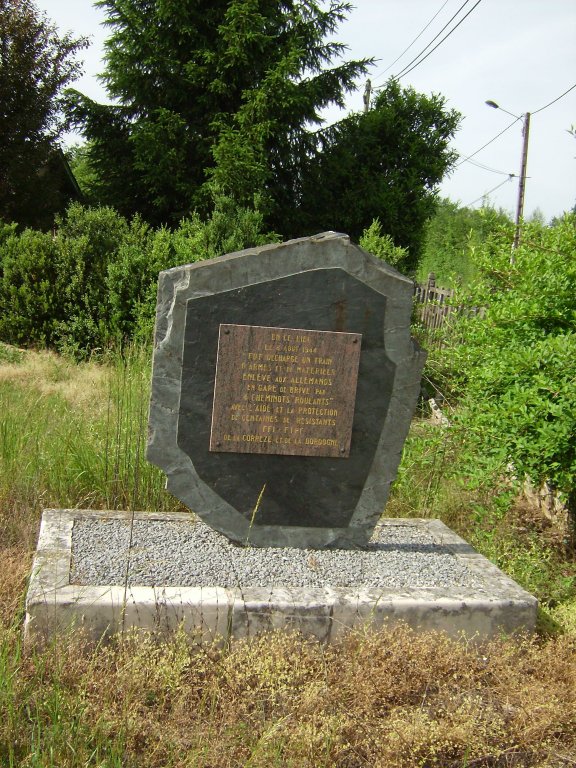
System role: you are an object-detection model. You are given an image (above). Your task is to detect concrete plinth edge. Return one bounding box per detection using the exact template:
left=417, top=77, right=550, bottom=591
left=24, top=509, right=538, bottom=645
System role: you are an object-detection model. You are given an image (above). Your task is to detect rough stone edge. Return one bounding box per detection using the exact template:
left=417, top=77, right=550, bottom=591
left=24, top=509, right=538, bottom=646
left=147, top=232, right=426, bottom=547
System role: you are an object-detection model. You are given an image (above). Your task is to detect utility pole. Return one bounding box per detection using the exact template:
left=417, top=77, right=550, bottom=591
left=512, top=111, right=531, bottom=255
left=485, top=101, right=531, bottom=262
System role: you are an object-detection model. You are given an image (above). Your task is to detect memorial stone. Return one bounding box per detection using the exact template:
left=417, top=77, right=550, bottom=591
left=147, top=232, right=426, bottom=548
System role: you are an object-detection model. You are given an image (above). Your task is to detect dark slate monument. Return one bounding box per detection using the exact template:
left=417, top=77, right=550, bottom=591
left=147, top=232, right=426, bottom=548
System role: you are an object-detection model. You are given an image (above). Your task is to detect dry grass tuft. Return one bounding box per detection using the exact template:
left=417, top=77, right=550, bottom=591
left=0, top=349, right=110, bottom=413
left=2, top=625, right=575, bottom=767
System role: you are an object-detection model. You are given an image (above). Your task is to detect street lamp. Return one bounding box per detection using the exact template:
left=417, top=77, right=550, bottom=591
left=486, top=100, right=531, bottom=256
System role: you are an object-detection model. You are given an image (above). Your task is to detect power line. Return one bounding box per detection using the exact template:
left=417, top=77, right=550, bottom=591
left=532, top=82, right=576, bottom=115
left=455, top=83, right=575, bottom=193
left=391, top=0, right=473, bottom=80
left=464, top=176, right=514, bottom=208
left=372, top=0, right=451, bottom=84
left=466, top=158, right=515, bottom=176
left=394, top=0, right=483, bottom=80
left=455, top=116, right=521, bottom=166
left=396, top=0, right=483, bottom=79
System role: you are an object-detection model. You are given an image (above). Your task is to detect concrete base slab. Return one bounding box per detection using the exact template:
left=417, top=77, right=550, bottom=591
left=24, top=509, right=537, bottom=644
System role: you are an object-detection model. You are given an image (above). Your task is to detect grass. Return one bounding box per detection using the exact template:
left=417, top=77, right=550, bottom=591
left=0, top=344, right=575, bottom=766
left=388, top=419, right=576, bottom=622
left=0, top=345, right=181, bottom=548
left=0, top=624, right=574, bottom=767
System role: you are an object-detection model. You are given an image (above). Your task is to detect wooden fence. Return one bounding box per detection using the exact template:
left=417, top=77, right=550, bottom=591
left=413, top=273, right=455, bottom=332
left=413, top=273, right=484, bottom=344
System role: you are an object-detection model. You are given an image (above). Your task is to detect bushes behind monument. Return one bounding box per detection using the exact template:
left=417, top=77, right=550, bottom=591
left=0, top=200, right=276, bottom=358
left=428, top=213, right=576, bottom=507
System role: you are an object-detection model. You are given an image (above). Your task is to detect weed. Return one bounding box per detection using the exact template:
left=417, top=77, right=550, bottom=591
left=0, top=625, right=574, bottom=767
left=0, top=343, right=24, bottom=365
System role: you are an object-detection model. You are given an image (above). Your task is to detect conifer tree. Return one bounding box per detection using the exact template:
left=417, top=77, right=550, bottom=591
left=67, top=0, right=370, bottom=226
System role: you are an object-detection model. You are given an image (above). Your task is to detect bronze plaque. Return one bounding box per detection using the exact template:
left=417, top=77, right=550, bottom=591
left=210, top=324, right=362, bottom=458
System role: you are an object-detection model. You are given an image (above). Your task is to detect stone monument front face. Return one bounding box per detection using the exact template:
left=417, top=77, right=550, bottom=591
left=147, top=232, right=426, bottom=548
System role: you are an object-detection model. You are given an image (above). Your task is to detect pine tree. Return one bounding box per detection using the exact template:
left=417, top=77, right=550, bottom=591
left=67, top=0, right=370, bottom=226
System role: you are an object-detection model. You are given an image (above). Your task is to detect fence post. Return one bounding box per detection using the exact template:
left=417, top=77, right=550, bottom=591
left=427, top=273, right=436, bottom=297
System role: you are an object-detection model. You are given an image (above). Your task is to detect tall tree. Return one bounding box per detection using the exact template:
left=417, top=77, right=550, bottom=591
left=418, top=199, right=511, bottom=285
left=66, top=0, right=371, bottom=226
left=292, top=80, right=460, bottom=271
left=0, top=0, right=87, bottom=229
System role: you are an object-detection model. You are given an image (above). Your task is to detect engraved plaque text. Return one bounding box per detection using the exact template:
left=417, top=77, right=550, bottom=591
left=210, top=324, right=361, bottom=458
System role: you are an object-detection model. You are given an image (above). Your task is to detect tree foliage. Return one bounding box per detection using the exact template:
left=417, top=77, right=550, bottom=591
left=66, top=0, right=370, bottom=227
left=291, top=80, right=460, bottom=271
left=418, top=199, right=512, bottom=285
left=437, top=214, right=576, bottom=505
left=0, top=200, right=277, bottom=356
left=66, top=6, right=461, bottom=263
left=0, top=0, right=88, bottom=228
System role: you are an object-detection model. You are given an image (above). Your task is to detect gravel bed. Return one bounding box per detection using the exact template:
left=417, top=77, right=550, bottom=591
left=70, top=516, right=473, bottom=589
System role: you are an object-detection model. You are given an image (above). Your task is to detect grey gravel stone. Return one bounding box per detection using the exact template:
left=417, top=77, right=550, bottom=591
left=70, top=515, right=473, bottom=589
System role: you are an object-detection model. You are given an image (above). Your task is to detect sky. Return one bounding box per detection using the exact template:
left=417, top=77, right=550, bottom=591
left=35, top=0, right=576, bottom=221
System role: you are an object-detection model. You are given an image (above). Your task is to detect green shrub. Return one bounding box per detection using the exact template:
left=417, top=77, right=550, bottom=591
left=359, top=218, right=408, bottom=268
left=106, top=216, right=154, bottom=343
left=129, top=227, right=177, bottom=344
left=0, top=222, right=17, bottom=247
left=0, top=198, right=278, bottom=356
left=54, top=203, right=132, bottom=356
left=0, top=229, right=63, bottom=346
left=110, top=196, right=279, bottom=345
left=436, top=213, right=576, bottom=504
left=169, top=195, right=279, bottom=264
